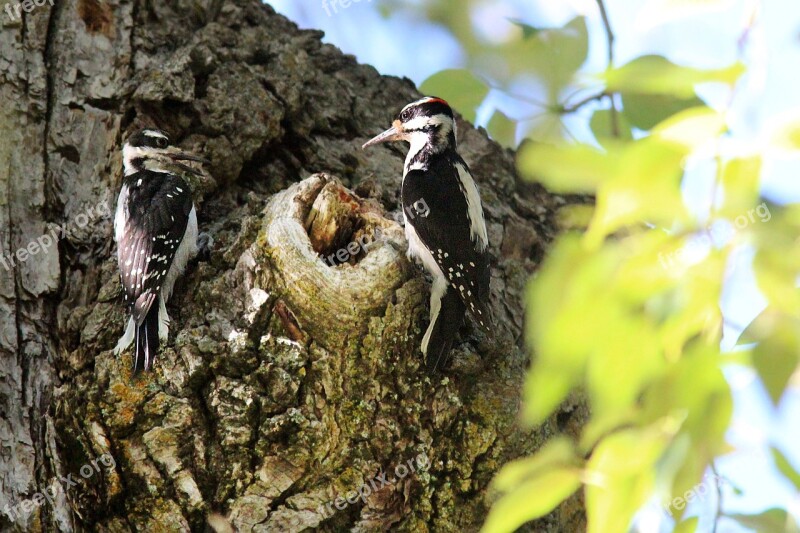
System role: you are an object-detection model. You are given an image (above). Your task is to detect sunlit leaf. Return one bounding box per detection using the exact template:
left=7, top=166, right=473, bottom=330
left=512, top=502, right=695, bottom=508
left=502, top=17, right=589, bottom=102
left=668, top=460, right=724, bottom=519
left=621, top=93, right=705, bottom=130
left=420, top=0, right=482, bottom=56
left=517, top=142, right=617, bottom=193
left=639, top=344, right=732, bottom=525
left=585, top=427, right=670, bottom=533
left=487, top=110, right=517, bottom=148
left=753, top=247, right=800, bottom=315
left=524, top=236, right=619, bottom=423
left=771, top=447, right=800, bottom=492
left=641, top=344, right=732, bottom=447
left=603, top=55, right=744, bottom=99
left=580, top=409, right=637, bottom=453
left=485, top=439, right=580, bottom=532
left=770, top=111, right=800, bottom=150
left=738, top=305, right=791, bottom=345
left=492, top=438, right=577, bottom=492
left=586, top=139, right=689, bottom=245
left=420, top=69, right=489, bottom=123
left=719, top=157, right=762, bottom=218
left=730, top=508, right=798, bottom=533
left=590, top=108, right=633, bottom=146
left=524, top=370, right=577, bottom=427
left=752, top=320, right=800, bottom=405
left=587, top=315, right=664, bottom=418
left=508, top=18, right=545, bottom=39
left=483, top=468, right=581, bottom=532
left=557, top=204, right=596, bottom=231
left=674, top=516, right=699, bottom=533
left=658, top=434, right=695, bottom=517
left=523, top=112, right=571, bottom=143
left=657, top=251, right=726, bottom=358
left=651, top=107, right=726, bottom=149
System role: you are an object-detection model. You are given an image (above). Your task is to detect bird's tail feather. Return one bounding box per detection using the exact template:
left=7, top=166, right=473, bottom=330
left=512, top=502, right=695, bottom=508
left=422, top=287, right=466, bottom=372
left=114, top=317, right=136, bottom=355
left=134, top=304, right=160, bottom=374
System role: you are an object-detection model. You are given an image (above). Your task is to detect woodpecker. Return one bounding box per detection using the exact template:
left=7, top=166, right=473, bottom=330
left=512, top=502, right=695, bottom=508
left=114, top=128, right=211, bottom=373
left=363, top=97, right=492, bottom=370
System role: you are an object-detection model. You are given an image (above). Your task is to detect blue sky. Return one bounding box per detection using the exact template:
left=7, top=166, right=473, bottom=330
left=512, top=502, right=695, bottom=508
left=266, top=1, right=800, bottom=531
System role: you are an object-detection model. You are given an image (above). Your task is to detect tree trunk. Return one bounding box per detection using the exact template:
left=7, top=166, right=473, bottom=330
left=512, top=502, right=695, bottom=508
left=0, top=1, right=587, bottom=531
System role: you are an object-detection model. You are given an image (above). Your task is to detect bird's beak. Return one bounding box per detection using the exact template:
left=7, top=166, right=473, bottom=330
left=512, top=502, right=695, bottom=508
left=362, top=121, right=404, bottom=149
left=168, top=149, right=210, bottom=165
left=166, top=147, right=210, bottom=175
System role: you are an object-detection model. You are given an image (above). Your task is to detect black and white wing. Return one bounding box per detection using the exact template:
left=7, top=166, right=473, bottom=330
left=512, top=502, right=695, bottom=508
left=117, top=170, right=193, bottom=325
left=402, top=160, right=492, bottom=332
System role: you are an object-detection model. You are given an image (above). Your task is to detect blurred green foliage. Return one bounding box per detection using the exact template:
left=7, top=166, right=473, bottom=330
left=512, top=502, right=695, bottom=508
left=385, top=0, right=800, bottom=532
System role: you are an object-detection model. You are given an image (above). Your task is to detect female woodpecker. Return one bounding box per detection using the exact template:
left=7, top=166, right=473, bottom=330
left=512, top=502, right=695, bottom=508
left=363, top=97, right=492, bottom=370
left=114, top=128, right=210, bottom=373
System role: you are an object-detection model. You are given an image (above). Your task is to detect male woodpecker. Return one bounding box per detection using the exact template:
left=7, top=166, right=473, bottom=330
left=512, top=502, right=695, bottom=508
left=114, top=128, right=210, bottom=373
left=363, top=97, right=492, bottom=370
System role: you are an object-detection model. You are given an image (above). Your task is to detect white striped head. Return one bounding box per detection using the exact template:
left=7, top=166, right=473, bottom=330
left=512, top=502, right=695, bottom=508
left=362, top=97, right=457, bottom=153
left=122, top=128, right=209, bottom=176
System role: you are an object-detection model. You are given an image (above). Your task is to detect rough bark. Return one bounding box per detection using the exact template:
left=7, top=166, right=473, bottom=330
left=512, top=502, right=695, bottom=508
left=0, top=1, right=587, bottom=531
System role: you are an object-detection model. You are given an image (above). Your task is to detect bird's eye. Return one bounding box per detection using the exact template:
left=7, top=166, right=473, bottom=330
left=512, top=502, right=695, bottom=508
left=400, top=109, right=411, bottom=122
left=156, top=138, right=168, bottom=148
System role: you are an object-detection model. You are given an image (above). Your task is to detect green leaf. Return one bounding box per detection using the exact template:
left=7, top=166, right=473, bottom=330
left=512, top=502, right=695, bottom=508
left=556, top=204, right=596, bottom=231
left=771, top=113, right=800, bottom=150
left=524, top=371, right=575, bottom=426
left=485, top=439, right=580, bottom=532
left=508, top=18, right=545, bottom=39
left=420, top=69, right=489, bottom=123
left=524, top=236, right=618, bottom=423
left=487, top=110, right=517, bottom=148
left=587, top=315, right=664, bottom=418
left=754, top=247, right=800, bottom=315
left=651, top=107, right=726, bottom=148
left=730, top=508, right=796, bottom=533
left=719, top=157, right=762, bottom=219
left=492, top=438, right=577, bottom=492
left=586, top=427, right=670, bottom=533
left=482, top=468, right=581, bottom=533
left=640, top=343, right=732, bottom=455
left=771, top=447, right=800, bottom=492
left=752, top=321, right=800, bottom=405
left=738, top=305, right=790, bottom=345
left=674, top=516, right=699, bottom=533
left=590, top=108, right=633, bottom=146
left=521, top=112, right=569, bottom=144
left=502, top=17, right=589, bottom=102
left=586, top=139, right=689, bottom=245
left=517, top=142, right=617, bottom=194
left=603, top=55, right=745, bottom=99
left=621, top=93, right=705, bottom=130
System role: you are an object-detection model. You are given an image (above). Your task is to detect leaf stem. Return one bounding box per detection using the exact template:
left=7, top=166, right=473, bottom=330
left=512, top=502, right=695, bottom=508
left=710, top=461, right=724, bottom=533
left=559, top=92, right=609, bottom=114
left=594, top=0, right=619, bottom=136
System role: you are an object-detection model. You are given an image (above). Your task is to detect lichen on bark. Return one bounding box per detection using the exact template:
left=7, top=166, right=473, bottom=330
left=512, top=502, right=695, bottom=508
left=0, top=1, right=587, bottom=532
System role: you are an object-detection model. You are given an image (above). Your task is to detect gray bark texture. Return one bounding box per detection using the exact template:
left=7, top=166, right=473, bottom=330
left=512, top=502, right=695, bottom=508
left=0, top=1, right=587, bottom=531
